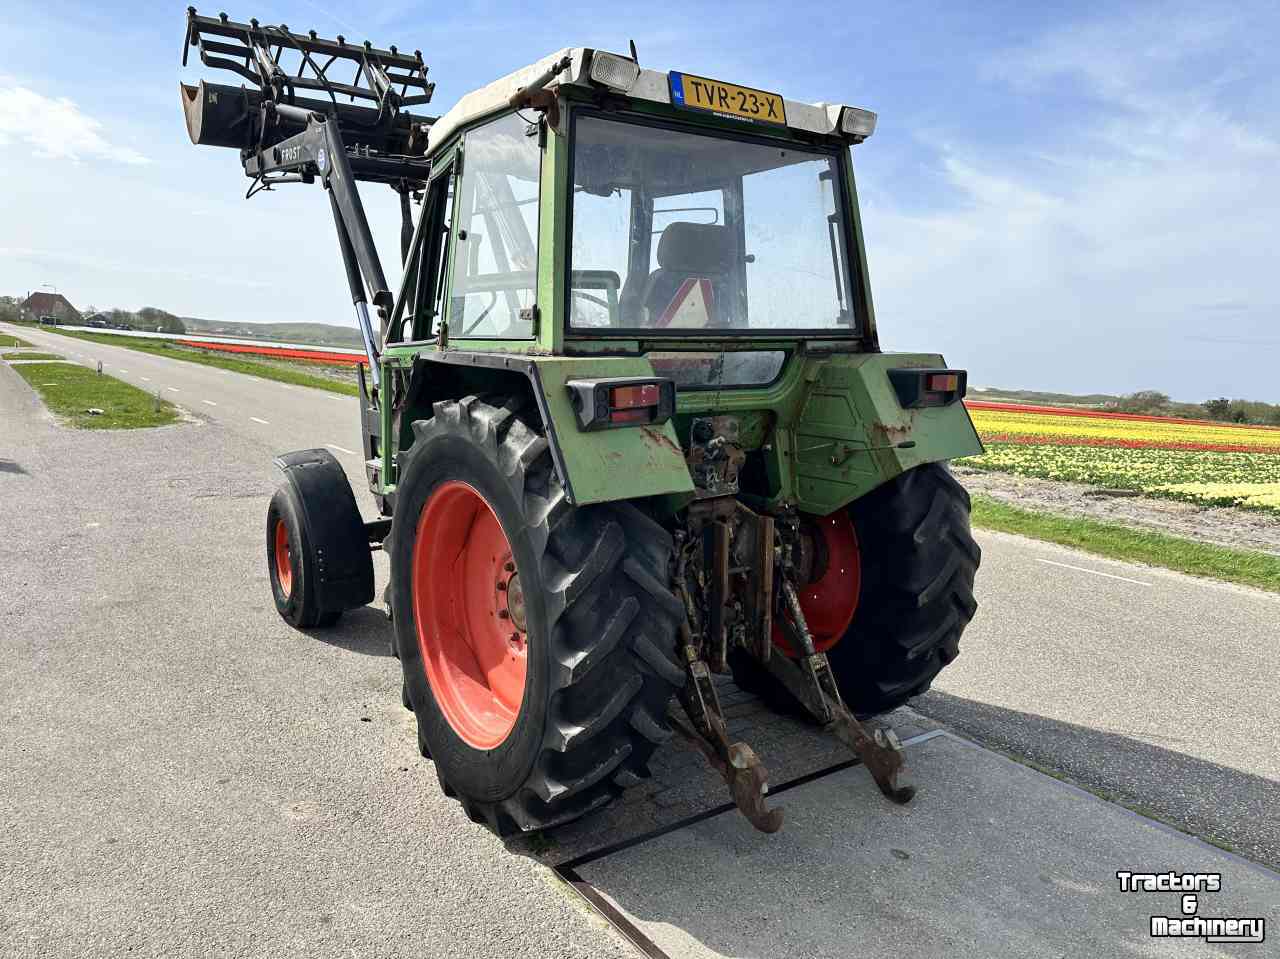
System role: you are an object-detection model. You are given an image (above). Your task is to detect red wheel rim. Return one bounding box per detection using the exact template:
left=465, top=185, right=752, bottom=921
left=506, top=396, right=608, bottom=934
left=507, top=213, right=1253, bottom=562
left=411, top=481, right=528, bottom=750
left=273, top=518, right=293, bottom=598
left=772, top=511, right=860, bottom=656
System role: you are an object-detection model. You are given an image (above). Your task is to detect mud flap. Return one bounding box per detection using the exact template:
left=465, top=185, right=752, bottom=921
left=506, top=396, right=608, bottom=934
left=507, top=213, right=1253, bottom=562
left=274, top=448, right=375, bottom=615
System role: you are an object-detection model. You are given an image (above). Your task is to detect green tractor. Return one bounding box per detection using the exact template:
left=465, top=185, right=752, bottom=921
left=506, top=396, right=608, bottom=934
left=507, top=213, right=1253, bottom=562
left=182, top=11, right=982, bottom=834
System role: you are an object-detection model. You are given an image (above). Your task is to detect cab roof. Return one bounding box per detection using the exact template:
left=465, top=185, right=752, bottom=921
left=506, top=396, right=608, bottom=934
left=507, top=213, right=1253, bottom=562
left=426, top=48, right=865, bottom=153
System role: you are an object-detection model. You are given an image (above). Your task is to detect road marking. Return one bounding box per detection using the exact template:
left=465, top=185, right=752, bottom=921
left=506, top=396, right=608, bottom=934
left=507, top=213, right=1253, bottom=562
left=249, top=416, right=269, bottom=425
left=166, top=387, right=180, bottom=393
left=202, top=399, right=217, bottom=407
left=1034, top=558, right=1152, bottom=587
left=141, top=377, right=151, bottom=382
left=326, top=443, right=358, bottom=456
left=118, top=368, right=128, bottom=373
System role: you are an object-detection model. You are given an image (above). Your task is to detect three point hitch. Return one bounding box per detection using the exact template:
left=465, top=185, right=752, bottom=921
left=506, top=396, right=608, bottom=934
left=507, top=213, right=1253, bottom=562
left=672, top=500, right=915, bottom=833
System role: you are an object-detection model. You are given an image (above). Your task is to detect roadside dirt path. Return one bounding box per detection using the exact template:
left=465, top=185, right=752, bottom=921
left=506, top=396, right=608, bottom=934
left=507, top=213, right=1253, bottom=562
left=956, top=466, right=1280, bottom=556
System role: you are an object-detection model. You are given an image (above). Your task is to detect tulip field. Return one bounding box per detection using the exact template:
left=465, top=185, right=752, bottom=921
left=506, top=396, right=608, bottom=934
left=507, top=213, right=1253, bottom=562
left=959, top=402, right=1280, bottom=514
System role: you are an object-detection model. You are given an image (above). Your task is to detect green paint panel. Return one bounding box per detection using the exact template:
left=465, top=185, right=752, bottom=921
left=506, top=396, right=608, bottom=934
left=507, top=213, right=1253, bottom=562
left=785, top=352, right=982, bottom=514
left=532, top=356, right=695, bottom=506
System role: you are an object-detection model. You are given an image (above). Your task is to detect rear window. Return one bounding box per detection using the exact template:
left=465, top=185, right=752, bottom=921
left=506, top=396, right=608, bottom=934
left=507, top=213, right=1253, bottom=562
left=647, top=351, right=786, bottom=389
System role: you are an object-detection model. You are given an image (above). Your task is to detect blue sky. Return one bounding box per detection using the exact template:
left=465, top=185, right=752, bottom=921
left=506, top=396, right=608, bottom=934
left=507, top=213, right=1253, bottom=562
left=1, top=1, right=1276, bottom=400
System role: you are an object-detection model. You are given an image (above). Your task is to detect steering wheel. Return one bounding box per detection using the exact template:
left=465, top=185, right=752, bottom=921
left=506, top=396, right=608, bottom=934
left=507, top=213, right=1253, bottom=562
left=571, top=290, right=612, bottom=310
left=461, top=291, right=500, bottom=336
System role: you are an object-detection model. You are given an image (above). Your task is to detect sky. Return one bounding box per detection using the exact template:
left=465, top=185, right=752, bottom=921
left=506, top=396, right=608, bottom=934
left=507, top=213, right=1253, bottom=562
left=1, top=1, right=1276, bottom=401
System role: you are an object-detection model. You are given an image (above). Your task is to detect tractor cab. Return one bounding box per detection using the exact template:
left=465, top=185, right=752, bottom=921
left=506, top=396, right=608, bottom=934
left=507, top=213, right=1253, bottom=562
left=396, top=50, right=877, bottom=358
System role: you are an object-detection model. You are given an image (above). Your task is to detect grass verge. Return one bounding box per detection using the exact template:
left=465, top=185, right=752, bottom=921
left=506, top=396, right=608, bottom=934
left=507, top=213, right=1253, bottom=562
left=0, top=333, right=34, bottom=348
left=971, top=494, right=1280, bottom=593
left=4, top=351, right=63, bottom=361
left=39, top=328, right=359, bottom=396
left=12, top=361, right=180, bottom=429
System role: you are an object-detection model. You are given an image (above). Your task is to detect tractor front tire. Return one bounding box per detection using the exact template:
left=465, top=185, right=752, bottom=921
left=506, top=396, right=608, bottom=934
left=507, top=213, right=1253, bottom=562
left=267, top=485, right=342, bottom=630
left=390, top=396, right=685, bottom=835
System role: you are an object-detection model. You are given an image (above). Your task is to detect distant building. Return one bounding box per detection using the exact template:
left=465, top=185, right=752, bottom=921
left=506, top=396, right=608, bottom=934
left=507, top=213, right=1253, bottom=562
left=20, top=292, right=80, bottom=323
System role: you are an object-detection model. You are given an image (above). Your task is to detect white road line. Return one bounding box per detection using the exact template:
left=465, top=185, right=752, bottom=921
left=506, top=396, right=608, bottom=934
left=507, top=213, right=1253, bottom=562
left=326, top=443, right=358, bottom=456
left=1034, top=558, right=1153, bottom=587
left=141, top=376, right=151, bottom=382
left=118, top=368, right=128, bottom=373
left=249, top=416, right=269, bottom=425
left=202, top=399, right=217, bottom=407
left=166, top=387, right=180, bottom=393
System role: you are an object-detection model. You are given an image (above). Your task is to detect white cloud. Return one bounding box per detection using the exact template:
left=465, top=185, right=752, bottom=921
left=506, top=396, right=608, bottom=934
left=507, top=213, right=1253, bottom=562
left=861, top=8, right=1280, bottom=401
left=0, top=86, right=149, bottom=165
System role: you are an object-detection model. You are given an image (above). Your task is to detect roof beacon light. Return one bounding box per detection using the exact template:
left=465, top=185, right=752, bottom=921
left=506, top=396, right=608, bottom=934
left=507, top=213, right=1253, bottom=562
left=589, top=51, right=641, bottom=93
left=840, top=106, right=878, bottom=142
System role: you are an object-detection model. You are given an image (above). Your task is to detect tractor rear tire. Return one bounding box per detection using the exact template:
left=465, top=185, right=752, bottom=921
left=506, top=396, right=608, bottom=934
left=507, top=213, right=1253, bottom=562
left=731, top=463, right=979, bottom=717
left=825, top=463, right=980, bottom=714
left=390, top=396, right=685, bottom=835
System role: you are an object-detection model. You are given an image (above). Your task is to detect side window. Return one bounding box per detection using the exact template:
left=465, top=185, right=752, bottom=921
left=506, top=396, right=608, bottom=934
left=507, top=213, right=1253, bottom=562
left=447, top=113, right=541, bottom=339
left=569, top=186, right=632, bottom=327
left=411, top=169, right=453, bottom=341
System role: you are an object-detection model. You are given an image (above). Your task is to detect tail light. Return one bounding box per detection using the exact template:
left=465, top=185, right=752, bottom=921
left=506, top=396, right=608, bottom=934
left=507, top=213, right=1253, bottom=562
left=888, top=368, right=967, bottom=409
left=567, top=377, right=676, bottom=431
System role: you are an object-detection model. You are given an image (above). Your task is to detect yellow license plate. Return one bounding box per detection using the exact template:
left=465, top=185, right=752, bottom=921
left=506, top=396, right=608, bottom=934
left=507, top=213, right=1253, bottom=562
left=669, top=72, right=786, bottom=125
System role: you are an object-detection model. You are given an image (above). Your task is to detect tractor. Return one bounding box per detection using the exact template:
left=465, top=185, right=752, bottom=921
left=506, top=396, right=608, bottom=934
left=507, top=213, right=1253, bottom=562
left=181, top=9, right=982, bottom=834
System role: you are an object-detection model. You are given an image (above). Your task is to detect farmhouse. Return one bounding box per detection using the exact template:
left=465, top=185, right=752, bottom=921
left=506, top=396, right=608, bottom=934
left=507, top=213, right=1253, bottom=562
left=20, top=291, right=80, bottom=323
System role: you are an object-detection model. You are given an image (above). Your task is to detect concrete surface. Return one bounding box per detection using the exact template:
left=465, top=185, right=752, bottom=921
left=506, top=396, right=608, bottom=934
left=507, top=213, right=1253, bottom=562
left=516, top=690, right=939, bottom=866
left=915, top=530, right=1280, bottom=869
left=575, top=733, right=1278, bottom=959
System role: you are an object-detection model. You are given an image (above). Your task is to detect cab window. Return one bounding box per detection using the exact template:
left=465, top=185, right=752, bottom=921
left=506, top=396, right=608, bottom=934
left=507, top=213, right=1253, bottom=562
left=447, top=113, right=541, bottom=339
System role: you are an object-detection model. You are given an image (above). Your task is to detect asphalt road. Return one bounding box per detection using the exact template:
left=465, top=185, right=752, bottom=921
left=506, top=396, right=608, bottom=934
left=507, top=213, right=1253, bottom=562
left=2, top=320, right=1278, bottom=956
left=917, top=529, right=1280, bottom=868
left=3, top=322, right=368, bottom=486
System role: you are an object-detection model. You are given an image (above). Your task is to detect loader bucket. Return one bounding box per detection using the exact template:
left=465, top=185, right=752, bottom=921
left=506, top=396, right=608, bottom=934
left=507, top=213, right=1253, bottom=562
left=180, top=81, right=259, bottom=150
left=180, top=10, right=435, bottom=160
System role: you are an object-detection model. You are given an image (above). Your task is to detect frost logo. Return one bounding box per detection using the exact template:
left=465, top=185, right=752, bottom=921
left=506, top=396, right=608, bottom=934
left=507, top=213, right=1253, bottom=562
left=1117, top=871, right=1266, bottom=944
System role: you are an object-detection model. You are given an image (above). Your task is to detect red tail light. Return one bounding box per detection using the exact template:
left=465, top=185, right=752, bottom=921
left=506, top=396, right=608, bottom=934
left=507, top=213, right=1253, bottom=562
left=888, top=368, right=967, bottom=408
left=610, top=383, right=661, bottom=409
left=926, top=373, right=959, bottom=392
left=567, top=377, right=676, bottom=431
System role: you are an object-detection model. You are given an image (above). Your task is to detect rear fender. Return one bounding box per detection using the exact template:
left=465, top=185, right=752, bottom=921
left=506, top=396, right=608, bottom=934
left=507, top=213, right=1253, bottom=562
left=396, top=352, right=694, bottom=507
left=785, top=352, right=983, bottom=514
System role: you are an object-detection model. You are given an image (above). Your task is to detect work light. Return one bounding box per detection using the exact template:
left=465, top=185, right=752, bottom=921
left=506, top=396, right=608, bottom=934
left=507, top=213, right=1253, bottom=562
left=588, top=51, right=641, bottom=93
left=839, top=106, right=877, bottom=142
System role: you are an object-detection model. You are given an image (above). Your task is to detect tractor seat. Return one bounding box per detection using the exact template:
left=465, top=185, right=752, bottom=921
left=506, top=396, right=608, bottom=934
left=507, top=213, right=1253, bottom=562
left=639, top=222, right=734, bottom=328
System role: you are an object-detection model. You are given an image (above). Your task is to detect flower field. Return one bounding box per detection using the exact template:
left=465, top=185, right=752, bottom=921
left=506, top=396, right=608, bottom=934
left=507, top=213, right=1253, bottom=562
left=960, top=402, right=1280, bottom=514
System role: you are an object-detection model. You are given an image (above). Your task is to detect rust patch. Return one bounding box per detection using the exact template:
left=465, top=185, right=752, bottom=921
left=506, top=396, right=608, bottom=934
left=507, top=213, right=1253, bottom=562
left=872, top=412, right=917, bottom=446
left=640, top=426, right=684, bottom=457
